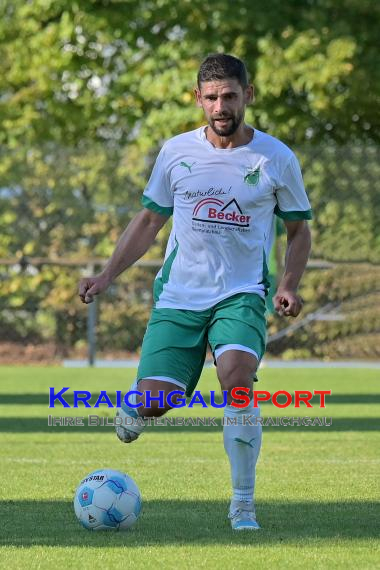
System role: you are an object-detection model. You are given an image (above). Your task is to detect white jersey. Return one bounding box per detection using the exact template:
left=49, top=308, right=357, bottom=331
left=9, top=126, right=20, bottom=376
left=142, top=126, right=312, bottom=310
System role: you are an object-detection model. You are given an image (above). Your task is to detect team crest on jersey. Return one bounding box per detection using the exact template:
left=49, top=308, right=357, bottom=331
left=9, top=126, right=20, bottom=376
left=244, top=167, right=260, bottom=186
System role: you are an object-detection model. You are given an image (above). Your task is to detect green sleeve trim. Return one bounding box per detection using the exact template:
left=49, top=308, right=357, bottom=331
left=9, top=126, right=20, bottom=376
left=141, top=195, right=173, bottom=216
left=274, top=205, right=313, bottom=220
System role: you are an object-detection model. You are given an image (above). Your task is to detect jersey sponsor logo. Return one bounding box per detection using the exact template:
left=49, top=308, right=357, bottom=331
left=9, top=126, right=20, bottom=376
left=178, top=160, right=196, bottom=173
left=244, top=166, right=260, bottom=186
left=184, top=186, right=231, bottom=200
left=192, top=198, right=251, bottom=227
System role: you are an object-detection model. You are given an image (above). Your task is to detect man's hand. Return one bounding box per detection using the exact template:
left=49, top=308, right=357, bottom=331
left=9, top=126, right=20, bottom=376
left=77, top=209, right=169, bottom=305
left=273, top=220, right=310, bottom=317
left=273, top=288, right=304, bottom=317
left=78, top=274, right=111, bottom=304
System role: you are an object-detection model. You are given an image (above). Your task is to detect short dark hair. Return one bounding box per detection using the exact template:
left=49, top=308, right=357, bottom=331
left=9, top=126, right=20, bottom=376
left=197, top=53, right=249, bottom=88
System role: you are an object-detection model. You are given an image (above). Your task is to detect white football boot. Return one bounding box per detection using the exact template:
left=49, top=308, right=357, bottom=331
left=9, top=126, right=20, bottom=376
left=228, top=500, right=261, bottom=530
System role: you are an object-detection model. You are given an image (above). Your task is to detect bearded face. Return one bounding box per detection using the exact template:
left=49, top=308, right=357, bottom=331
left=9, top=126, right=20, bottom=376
left=195, top=78, right=253, bottom=139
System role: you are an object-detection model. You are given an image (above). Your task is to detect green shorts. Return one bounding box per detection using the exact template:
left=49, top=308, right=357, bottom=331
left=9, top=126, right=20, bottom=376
left=137, top=293, right=267, bottom=396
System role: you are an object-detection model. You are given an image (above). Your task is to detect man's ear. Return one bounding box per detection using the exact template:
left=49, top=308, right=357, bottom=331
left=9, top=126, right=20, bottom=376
left=245, top=84, right=254, bottom=105
left=194, top=87, right=203, bottom=108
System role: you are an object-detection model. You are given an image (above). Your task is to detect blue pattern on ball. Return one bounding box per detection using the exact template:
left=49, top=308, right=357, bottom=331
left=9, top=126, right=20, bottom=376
left=106, top=506, right=125, bottom=525
left=106, top=477, right=127, bottom=494
left=75, top=469, right=141, bottom=531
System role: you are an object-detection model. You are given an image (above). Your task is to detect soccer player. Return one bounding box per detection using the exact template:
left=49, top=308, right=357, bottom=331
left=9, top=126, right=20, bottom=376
left=79, top=54, right=312, bottom=530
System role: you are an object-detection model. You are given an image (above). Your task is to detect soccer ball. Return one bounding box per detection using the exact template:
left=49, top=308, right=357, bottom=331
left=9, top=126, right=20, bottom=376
left=74, top=469, right=142, bottom=530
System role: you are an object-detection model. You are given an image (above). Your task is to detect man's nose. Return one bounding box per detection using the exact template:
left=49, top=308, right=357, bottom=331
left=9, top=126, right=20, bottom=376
left=214, top=97, right=226, bottom=113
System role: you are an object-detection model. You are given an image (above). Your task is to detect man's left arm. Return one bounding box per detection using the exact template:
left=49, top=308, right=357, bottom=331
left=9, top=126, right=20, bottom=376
left=273, top=220, right=311, bottom=317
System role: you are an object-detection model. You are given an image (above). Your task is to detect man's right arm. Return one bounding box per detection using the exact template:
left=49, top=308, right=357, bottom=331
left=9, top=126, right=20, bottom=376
left=78, top=208, right=169, bottom=304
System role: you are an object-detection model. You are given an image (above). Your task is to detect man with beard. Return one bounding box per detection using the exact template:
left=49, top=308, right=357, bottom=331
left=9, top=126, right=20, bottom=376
left=79, top=54, right=312, bottom=530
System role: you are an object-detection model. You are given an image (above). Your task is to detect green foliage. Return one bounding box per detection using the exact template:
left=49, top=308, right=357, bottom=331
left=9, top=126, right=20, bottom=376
left=0, top=0, right=379, bottom=355
left=267, top=265, right=380, bottom=359
left=96, top=266, right=156, bottom=352
left=1, top=0, right=378, bottom=148
left=300, top=144, right=380, bottom=263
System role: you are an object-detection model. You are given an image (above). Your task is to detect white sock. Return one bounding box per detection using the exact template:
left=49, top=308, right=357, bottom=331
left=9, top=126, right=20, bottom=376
left=223, top=400, right=262, bottom=508
left=121, top=380, right=139, bottom=414
left=116, top=380, right=146, bottom=442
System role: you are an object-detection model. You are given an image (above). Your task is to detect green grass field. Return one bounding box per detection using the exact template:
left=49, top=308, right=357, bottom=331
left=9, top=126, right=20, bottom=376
left=0, top=366, right=379, bottom=569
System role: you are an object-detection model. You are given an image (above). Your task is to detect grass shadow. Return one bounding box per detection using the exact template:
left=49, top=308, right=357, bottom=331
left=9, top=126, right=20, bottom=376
left=0, top=499, right=378, bottom=547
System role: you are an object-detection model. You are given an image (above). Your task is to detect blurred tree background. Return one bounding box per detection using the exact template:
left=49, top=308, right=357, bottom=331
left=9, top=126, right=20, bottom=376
left=0, top=0, right=379, bottom=360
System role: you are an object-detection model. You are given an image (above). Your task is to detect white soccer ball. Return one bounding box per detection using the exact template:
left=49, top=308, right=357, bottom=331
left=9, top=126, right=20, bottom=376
left=74, top=469, right=142, bottom=530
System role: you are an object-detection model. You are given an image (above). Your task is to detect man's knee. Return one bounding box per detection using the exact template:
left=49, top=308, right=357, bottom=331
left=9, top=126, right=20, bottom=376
left=218, top=351, right=257, bottom=381
left=137, top=379, right=182, bottom=417
left=216, top=350, right=258, bottom=403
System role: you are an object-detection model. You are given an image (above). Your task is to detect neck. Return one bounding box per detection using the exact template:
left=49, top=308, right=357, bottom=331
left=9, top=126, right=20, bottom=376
left=206, top=124, right=253, bottom=149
